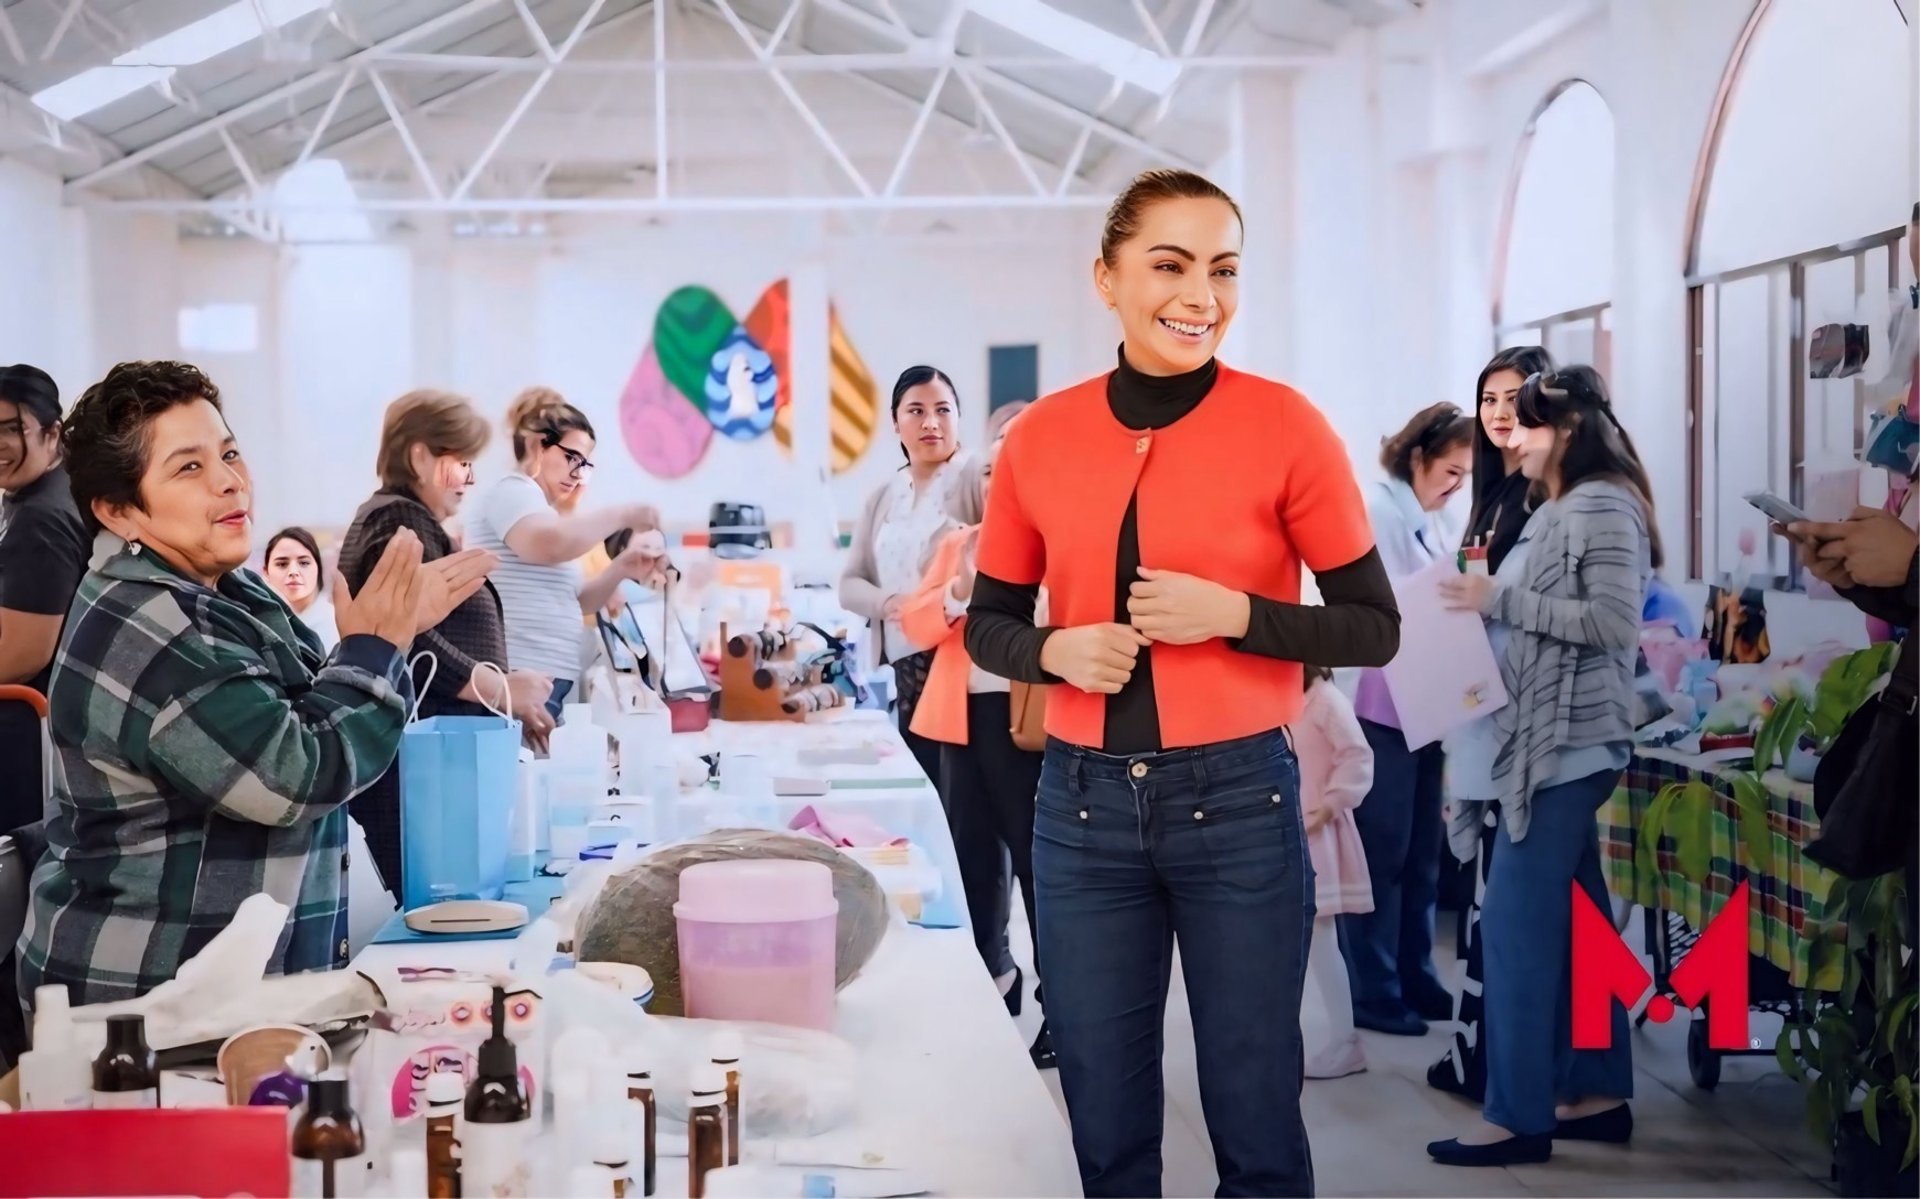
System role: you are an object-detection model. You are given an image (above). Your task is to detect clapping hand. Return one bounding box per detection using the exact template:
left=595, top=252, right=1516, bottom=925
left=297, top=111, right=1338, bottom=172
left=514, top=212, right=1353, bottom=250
left=335, top=529, right=427, bottom=646
left=416, top=548, right=498, bottom=636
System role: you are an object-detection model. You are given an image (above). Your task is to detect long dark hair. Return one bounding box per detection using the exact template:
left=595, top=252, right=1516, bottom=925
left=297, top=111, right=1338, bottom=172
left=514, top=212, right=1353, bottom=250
left=1466, top=346, right=1554, bottom=534
left=889, top=365, right=957, bottom=463
left=1515, top=365, right=1664, bottom=569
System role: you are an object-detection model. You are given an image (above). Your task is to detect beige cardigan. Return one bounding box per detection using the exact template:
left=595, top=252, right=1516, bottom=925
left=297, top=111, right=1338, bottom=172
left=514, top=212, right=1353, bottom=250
left=839, top=457, right=984, bottom=664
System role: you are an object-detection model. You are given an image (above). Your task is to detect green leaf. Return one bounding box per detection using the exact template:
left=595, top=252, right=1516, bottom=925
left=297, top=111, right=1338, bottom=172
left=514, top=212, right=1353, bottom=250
left=1726, top=772, right=1775, bottom=875
left=1808, top=1081, right=1835, bottom=1139
left=1776, top=1028, right=1808, bottom=1081
left=1676, top=784, right=1713, bottom=885
left=1639, top=787, right=1678, bottom=886
left=1903, top=1118, right=1917, bottom=1172
left=1865, top=1087, right=1883, bottom=1145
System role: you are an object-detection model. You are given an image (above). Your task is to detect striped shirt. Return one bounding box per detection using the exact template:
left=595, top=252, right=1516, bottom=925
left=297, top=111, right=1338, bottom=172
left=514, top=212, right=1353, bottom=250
left=19, top=548, right=411, bottom=1005
left=465, top=473, right=585, bottom=682
left=1446, top=479, right=1651, bottom=861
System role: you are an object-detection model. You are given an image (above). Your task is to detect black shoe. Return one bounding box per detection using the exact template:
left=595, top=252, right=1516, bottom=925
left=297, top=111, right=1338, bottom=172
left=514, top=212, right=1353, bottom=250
left=1353, top=1006, right=1428, bottom=1037
left=1003, top=965, right=1023, bottom=1017
left=1030, top=1021, right=1057, bottom=1070
left=1553, top=1103, right=1632, bottom=1144
left=1407, top=984, right=1456, bottom=1023
left=1427, top=1133, right=1552, bottom=1167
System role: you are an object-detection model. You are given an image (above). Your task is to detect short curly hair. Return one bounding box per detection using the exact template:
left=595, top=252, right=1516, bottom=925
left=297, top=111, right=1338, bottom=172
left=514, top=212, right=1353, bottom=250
left=64, top=360, right=224, bottom=535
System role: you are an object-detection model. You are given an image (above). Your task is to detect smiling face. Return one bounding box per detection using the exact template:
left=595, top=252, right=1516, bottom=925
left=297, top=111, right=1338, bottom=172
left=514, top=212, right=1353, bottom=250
left=895, top=379, right=958, bottom=468
left=1095, top=195, right=1242, bottom=376
left=1479, top=368, right=1526, bottom=459
left=264, top=536, right=319, bottom=608
left=94, top=398, right=253, bottom=585
left=0, top=398, right=60, bottom=494
left=533, top=428, right=594, bottom=506
left=1412, top=442, right=1473, bottom=511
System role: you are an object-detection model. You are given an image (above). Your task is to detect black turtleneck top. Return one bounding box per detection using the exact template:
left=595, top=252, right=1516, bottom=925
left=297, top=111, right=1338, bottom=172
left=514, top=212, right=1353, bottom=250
left=966, top=351, right=1399, bottom=754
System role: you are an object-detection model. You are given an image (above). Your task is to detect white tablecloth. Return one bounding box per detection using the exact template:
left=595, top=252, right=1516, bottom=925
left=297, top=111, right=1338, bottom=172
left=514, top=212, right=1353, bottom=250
left=354, top=711, right=1082, bottom=1198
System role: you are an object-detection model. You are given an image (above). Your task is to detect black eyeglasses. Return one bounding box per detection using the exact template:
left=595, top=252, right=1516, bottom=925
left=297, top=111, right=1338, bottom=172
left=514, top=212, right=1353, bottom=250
left=552, top=443, right=594, bottom=479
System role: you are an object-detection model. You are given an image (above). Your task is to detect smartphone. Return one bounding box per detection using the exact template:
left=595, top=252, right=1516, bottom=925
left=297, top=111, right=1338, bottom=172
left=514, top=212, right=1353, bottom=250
left=1744, top=491, right=1811, bottom=527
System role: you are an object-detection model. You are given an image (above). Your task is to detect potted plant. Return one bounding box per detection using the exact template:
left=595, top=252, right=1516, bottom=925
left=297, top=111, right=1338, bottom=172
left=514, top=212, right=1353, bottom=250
left=1777, top=871, right=1917, bottom=1197
left=1647, top=643, right=1911, bottom=1196
left=1750, top=643, right=1901, bottom=783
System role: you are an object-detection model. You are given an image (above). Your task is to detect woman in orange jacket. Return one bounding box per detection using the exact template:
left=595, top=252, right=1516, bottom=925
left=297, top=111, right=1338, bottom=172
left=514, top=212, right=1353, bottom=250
left=899, top=428, right=1053, bottom=1069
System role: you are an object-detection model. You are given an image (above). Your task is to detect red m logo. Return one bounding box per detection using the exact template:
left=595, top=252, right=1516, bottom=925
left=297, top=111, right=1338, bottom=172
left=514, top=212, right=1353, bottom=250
left=1570, top=881, right=1750, bottom=1051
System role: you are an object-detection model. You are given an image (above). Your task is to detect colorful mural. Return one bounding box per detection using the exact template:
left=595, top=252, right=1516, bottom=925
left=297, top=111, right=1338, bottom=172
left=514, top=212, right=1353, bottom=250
left=619, top=279, right=880, bottom=478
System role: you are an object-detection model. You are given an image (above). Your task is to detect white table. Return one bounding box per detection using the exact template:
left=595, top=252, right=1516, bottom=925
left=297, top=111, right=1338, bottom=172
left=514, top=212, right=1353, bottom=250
left=355, top=711, right=1082, bottom=1198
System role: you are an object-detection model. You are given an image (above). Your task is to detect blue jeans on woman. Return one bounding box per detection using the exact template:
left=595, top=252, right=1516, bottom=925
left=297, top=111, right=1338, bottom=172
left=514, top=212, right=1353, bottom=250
left=1481, top=768, right=1635, bottom=1135
left=1033, top=730, right=1315, bottom=1198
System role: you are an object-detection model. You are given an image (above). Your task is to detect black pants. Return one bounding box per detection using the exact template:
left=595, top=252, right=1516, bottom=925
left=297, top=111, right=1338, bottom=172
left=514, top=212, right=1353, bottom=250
left=939, top=692, right=1041, bottom=983
left=891, top=651, right=945, bottom=794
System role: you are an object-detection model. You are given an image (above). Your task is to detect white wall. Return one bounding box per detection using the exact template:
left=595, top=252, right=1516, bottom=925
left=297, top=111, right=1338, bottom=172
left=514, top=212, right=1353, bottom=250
left=171, top=212, right=1112, bottom=536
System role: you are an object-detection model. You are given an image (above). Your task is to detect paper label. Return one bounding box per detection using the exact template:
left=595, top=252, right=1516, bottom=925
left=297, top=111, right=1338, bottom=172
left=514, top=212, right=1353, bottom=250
left=463, top=1123, right=533, bottom=1197
left=89, top=1087, right=157, bottom=1109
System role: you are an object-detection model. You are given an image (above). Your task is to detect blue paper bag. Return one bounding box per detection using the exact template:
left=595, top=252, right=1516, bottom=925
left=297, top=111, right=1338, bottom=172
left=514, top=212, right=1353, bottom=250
left=398, top=714, right=520, bottom=910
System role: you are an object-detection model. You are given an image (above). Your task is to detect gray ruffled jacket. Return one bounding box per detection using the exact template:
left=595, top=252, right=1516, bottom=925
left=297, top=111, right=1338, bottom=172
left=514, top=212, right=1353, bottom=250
left=1447, top=478, right=1652, bottom=862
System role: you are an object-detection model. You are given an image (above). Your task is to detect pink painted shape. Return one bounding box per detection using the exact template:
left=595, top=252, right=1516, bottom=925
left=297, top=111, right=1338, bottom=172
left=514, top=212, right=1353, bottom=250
left=620, top=340, right=712, bottom=480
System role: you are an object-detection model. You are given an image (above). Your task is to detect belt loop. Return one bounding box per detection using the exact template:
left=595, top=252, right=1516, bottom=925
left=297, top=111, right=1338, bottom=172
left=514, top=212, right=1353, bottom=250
left=1191, top=745, right=1209, bottom=796
left=1282, top=725, right=1296, bottom=756
left=1067, top=753, right=1084, bottom=797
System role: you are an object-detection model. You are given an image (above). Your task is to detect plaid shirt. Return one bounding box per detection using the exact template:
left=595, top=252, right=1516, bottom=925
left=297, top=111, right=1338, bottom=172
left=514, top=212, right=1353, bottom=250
left=18, top=547, right=411, bottom=1005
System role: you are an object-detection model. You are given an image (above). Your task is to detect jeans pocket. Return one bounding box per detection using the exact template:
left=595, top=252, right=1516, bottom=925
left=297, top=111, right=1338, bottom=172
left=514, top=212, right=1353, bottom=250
left=1033, top=781, right=1093, bottom=850
left=1190, top=759, right=1304, bottom=891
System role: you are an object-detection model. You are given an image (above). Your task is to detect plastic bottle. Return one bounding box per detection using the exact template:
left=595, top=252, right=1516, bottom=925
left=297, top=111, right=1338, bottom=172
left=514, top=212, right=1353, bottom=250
left=20, top=987, right=92, bottom=1111
left=548, top=706, right=611, bottom=858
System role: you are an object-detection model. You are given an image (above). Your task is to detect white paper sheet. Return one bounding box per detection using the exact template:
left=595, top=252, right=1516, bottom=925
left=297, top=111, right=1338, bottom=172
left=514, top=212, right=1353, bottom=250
left=1382, top=559, right=1510, bottom=749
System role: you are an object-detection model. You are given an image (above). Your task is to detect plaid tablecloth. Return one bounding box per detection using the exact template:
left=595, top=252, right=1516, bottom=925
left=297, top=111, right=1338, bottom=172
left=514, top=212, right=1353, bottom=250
left=1600, top=747, right=1845, bottom=991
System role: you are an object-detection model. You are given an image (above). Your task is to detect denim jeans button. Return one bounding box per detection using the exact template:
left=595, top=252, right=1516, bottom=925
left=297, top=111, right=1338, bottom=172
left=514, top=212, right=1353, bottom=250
left=1130, top=762, right=1149, bottom=779
left=1078, top=809, right=1089, bottom=820
left=1193, top=810, right=1205, bottom=820
left=1272, top=793, right=1283, bottom=803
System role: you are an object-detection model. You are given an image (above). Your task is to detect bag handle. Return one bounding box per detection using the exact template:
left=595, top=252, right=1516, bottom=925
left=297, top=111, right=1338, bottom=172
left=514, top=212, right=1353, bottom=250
left=405, top=651, right=511, bottom=723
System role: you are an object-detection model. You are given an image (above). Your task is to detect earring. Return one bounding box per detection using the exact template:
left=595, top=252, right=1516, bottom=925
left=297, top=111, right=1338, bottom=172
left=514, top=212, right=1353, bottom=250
left=128, top=539, right=142, bottom=555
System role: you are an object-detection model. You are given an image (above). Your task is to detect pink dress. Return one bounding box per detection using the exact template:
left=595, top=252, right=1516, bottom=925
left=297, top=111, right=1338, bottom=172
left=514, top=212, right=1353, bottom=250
left=1295, top=681, right=1375, bottom=916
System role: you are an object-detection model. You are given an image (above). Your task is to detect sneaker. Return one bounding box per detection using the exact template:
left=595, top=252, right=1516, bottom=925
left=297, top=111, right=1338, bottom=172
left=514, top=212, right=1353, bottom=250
left=1305, top=1034, right=1367, bottom=1080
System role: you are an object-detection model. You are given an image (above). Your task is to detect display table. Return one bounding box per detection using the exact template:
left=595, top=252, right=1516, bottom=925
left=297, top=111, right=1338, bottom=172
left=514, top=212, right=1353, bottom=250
left=356, top=711, right=1083, bottom=1199
left=1599, top=746, right=1845, bottom=991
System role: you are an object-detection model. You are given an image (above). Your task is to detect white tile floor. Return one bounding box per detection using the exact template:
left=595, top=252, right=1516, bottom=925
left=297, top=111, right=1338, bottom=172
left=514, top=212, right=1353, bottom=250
left=1003, top=898, right=1836, bottom=1198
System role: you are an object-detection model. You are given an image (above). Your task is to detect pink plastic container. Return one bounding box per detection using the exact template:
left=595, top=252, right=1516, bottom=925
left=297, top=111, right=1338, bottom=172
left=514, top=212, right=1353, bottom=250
left=674, top=859, right=839, bottom=1030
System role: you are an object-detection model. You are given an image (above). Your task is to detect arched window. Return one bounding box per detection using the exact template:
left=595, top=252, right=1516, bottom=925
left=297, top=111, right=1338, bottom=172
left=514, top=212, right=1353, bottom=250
left=1687, top=0, right=1912, bottom=581
left=1492, top=81, right=1615, bottom=377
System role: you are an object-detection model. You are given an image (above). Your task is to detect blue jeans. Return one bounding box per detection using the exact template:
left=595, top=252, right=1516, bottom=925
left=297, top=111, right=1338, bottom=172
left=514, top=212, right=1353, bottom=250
left=1034, top=730, right=1315, bottom=1198
left=1337, top=719, right=1446, bottom=1017
left=1481, top=768, right=1635, bottom=1135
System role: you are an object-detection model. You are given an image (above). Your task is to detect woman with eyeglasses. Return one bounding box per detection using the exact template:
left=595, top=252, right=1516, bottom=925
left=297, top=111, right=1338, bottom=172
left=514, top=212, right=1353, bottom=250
left=465, top=388, right=668, bottom=727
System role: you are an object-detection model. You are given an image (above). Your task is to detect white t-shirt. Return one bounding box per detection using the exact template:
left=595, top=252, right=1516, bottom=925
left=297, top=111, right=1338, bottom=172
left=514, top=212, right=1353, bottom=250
left=298, top=595, right=338, bottom=651
left=465, top=474, right=585, bottom=681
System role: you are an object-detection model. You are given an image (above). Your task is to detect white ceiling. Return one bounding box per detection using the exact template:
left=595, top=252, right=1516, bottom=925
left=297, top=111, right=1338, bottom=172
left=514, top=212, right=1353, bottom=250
left=0, top=0, right=1411, bottom=235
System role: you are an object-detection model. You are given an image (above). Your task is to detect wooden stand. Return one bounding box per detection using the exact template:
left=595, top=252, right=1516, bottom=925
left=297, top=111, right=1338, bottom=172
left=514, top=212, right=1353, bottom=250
left=717, top=622, right=807, bottom=723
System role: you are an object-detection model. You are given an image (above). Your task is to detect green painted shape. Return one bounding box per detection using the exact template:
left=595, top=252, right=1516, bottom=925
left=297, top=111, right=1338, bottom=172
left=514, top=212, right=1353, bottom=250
left=653, top=285, right=736, bottom=411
